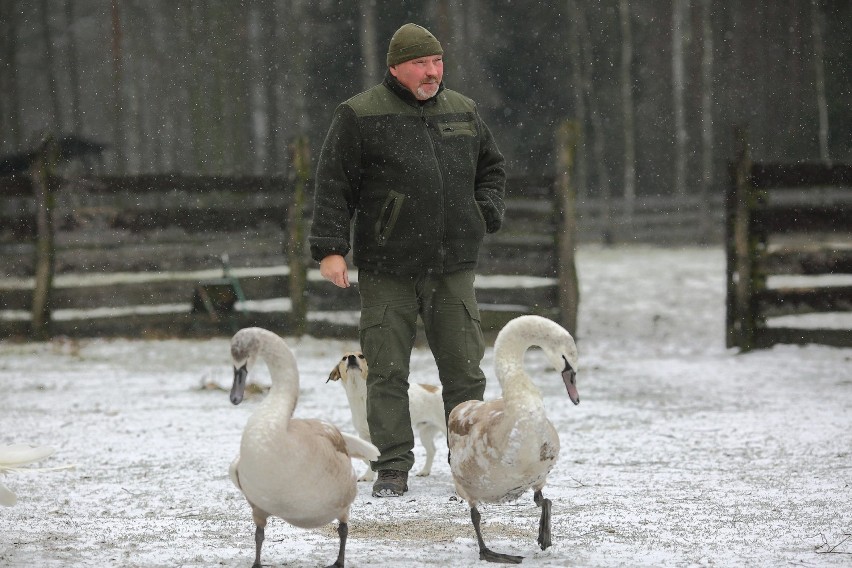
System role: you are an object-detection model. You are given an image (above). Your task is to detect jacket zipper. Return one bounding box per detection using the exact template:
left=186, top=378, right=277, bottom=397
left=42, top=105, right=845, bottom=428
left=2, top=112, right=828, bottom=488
left=421, top=106, right=446, bottom=268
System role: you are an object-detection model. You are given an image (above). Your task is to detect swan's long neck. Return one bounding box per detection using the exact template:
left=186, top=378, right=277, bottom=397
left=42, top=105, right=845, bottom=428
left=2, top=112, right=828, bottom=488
left=258, top=340, right=300, bottom=422
left=495, top=339, right=544, bottom=415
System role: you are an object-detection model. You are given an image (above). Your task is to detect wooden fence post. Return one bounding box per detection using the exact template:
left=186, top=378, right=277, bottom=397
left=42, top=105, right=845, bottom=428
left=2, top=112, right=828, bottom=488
left=287, top=136, right=310, bottom=336
left=555, top=120, right=580, bottom=337
left=29, top=136, right=59, bottom=340
left=726, top=126, right=760, bottom=351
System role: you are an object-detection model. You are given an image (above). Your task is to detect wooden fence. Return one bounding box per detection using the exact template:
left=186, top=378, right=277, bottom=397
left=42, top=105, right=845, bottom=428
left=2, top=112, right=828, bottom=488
left=725, top=131, right=852, bottom=351
left=1, top=130, right=583, bottom=340
left=1, top=130, right=725, bottom=341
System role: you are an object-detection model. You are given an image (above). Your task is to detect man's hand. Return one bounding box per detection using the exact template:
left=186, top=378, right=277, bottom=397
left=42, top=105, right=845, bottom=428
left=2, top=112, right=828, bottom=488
left=320, top=254, right=350, bottom=288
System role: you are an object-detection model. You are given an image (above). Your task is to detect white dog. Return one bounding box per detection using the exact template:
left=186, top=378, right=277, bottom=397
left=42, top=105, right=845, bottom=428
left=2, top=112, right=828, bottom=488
left=327, top=351, right=447, bottom=481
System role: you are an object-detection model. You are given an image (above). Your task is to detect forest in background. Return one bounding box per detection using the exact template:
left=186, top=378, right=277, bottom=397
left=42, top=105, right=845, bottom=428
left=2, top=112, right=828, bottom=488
left=1, top=0, right=850, bottom=207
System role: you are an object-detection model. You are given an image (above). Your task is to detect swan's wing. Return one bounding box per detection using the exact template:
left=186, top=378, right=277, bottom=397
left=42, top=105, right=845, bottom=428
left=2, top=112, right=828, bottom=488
left=0, top=444, right=55, bottom=470
left=294, top=420, right=379, bottom=461
left=340, top=432, right=380, bottom=462
left=448, top=399, right=506, bottom=441
left=229, top=455, right=241, bottom=490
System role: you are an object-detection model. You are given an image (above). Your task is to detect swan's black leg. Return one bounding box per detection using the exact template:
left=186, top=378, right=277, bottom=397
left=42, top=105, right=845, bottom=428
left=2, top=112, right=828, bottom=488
left=252, top=525, right=264, bottom=568
left=534, top=490, right=552, bottom=550
left=325, top=522, right=347, bottom=568
left=471, top=506, right=524, bottom=564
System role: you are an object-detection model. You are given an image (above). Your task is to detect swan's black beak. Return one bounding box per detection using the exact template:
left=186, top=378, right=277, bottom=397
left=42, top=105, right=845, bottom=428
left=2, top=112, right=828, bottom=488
left=230, top=364, right=248, bottom=405
left=562, top=357, right=579, bottom=405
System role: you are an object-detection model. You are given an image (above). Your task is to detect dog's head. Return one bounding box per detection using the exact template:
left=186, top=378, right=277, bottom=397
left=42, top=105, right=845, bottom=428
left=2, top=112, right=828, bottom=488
left=327, top=351, right=368, bottom=385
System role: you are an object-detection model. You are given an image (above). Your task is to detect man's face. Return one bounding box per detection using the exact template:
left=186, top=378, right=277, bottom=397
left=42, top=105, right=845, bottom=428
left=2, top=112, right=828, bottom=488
left=389, top=55, right=444, bottom=101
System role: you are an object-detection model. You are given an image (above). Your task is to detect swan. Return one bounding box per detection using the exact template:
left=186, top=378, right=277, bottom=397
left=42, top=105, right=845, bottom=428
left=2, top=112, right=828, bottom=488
left=228, top=327, right=380, bottom=568
left=448, top=315, right=580, bottom=563
left=0, top=444, right=72, bottom=507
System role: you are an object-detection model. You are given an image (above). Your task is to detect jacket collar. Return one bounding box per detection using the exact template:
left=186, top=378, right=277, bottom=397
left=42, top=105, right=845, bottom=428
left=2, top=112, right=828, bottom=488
left=383, top=70, right=445, bottom=107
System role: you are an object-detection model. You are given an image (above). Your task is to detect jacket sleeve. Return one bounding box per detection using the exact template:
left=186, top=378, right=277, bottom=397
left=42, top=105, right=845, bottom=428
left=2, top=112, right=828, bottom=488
left=309, top=104, right=363, bottom=262
left=473, top=108, right=506, bottom=234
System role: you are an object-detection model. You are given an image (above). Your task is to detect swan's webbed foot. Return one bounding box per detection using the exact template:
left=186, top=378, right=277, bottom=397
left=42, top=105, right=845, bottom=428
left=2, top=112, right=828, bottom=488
left=479, top=548, right=524, bottom=564
left=324, top=521, right=347, bottom=567
left=534, top=490, right=552, bottom=550
left=471, top=506, right=524, bottom=564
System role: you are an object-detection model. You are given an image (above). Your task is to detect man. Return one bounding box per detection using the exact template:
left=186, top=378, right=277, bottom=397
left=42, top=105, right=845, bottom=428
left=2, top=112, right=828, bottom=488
left=309, top=23, right=506, bottom=497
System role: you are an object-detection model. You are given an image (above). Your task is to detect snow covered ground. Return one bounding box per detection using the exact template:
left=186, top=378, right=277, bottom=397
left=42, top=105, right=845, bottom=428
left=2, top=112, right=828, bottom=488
left=2, top=244, right=850, bottom=567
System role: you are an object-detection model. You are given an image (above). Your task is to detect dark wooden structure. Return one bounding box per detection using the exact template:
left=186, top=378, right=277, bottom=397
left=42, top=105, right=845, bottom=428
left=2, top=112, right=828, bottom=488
left=0, top=166, right=576, bottom=340
left=725, top=131, right=852, bottom=351
left=1, top=129, right=727, bottom=341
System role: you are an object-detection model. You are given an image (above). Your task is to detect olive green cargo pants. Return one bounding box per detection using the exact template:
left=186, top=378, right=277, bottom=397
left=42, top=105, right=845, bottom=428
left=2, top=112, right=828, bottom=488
left=358, top=269, right=487, bottom=472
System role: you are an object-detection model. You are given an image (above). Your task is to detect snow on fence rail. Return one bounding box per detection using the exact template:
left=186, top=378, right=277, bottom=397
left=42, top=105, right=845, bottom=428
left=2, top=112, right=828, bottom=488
left=725, top=129, right=852, bottom=351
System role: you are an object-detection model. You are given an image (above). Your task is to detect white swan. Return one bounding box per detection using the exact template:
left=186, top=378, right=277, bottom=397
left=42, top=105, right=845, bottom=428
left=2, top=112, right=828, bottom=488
left=448, top=315, right=580, bottom=563
left=0, top=444, right=73, bottom=507
left=228, top=327, right=380, bottom=568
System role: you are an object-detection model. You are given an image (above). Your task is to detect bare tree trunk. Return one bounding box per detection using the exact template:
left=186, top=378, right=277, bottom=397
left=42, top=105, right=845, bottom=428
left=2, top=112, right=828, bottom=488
left=40, top=0, right=63, bottom=133
left=169, top=3, right=192, bottom=172
left=224, top=5, right=253, bottom=175
left=436, top=0, right=469, bottom=88
left=619, top=0, right=636, bottom=221
left=699, top=0, right=715, bottom=242
left=126, top=12, right=143, bottom=174
left=209, top=3, right=227, bottom=173
left=110, top=0, right=127, bottom=173
left=149, top=4, right=172, bottom=172
left=247, top=5, right=265, bottom=175
left=0, top=0, right=22, bottom=149
left=577, top=2, right=612, bottom=242
left=810, top=0, right=831, bottom=164
left=286, top=0, right=309, bottom=134
left=63, top=0, right=82, bottom=135
left=359, top=0, right=380, bottom=90
left=672, top=0, right=687, bottom=197
left=185, top=0, right=207, bottom=173
left=567, top=0, right=588, bottom=201
left=261, top=0, right=282, bottom=175
left=436, top=1, right=496, bottom=107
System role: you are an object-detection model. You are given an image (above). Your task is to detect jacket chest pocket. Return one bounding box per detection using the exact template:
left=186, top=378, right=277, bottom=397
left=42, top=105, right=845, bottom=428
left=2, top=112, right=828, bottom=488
left=438, top=121, right=477, bottom=138
left=375, top=190, right=405, bottom=246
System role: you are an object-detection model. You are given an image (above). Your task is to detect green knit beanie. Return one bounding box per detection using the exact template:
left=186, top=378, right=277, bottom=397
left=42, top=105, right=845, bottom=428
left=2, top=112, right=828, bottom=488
left=386, top=23, right=443, bottom=67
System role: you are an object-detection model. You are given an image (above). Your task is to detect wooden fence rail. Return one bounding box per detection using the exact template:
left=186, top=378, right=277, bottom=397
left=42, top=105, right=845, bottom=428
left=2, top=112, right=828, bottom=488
left=2, top=129, right=587, bottom=340
left=725, top=129, right=852, bottom=350
left=1, top=128, right=725, bottom=341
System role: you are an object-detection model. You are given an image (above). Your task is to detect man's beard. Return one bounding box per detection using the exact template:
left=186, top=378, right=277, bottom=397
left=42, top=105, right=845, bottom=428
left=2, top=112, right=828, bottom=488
left=416, top=81, right=440, bottom=100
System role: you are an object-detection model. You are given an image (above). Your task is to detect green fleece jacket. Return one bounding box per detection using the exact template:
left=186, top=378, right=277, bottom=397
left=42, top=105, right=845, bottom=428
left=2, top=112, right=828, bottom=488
left=309, top=72, right=506, bottom=275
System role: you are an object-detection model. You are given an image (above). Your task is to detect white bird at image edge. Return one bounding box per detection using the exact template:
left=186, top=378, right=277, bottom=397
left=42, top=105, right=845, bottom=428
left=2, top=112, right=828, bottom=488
left=0, top=444, right=73, bottom=506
